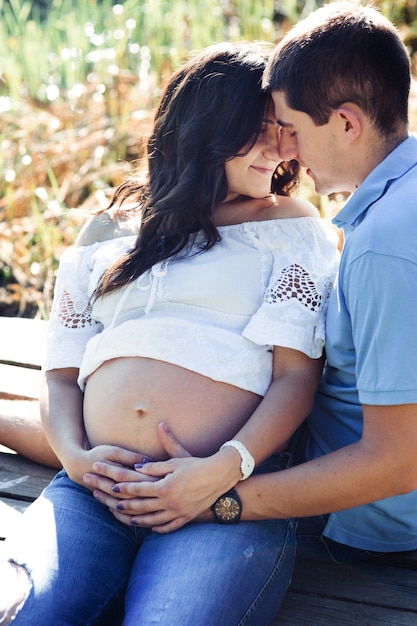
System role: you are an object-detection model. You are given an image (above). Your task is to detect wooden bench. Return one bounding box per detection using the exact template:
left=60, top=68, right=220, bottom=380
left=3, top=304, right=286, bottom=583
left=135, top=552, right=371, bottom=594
left=0, top=315, right=47, bottom=401
left=0, top=315, right=55, bottom=538
left=1, top=315, right=417, bottom=624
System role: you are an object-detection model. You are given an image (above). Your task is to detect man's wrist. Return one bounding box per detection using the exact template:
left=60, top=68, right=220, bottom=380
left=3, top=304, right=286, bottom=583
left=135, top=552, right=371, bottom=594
left=211, top=488, right=242, bottom=524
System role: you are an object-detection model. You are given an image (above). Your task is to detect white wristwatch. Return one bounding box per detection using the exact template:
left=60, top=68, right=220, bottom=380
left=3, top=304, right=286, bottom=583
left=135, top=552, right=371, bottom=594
left=220, top=440, right=255, bottom=481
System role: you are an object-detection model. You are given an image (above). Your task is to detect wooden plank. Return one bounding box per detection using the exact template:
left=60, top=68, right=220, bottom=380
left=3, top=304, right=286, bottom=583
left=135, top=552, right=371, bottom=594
left=0, top=500, right=24, bottom=541
left=287, top=557, right=417, bottom=611
left=0, top=316, right=46, bottom=398
left=0, top=496, right=30, bottom=514
left=0, top=363, right=43, bottom=399
left=273, top=556, right=417, bottom=625
left=0, top=451, right=56, bottom=501
left=0, top=452, right=55, bottom=539
left=0, top=316, right=47, bottom=367
left=278, top=593, right=417, bottom=625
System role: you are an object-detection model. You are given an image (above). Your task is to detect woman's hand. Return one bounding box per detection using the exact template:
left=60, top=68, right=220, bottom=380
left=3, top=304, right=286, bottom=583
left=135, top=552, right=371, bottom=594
left=91, top=456, right=221, bottom=532
left=65, top=444, right=149, bottom=490
left=86, top=422, right=242, bottom=532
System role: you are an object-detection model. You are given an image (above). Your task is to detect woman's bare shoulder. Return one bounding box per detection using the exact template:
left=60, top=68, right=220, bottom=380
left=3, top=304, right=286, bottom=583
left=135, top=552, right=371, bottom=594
left=75, top=209, right=139, bottom=247
left=273, top=196, right=320, bottom=219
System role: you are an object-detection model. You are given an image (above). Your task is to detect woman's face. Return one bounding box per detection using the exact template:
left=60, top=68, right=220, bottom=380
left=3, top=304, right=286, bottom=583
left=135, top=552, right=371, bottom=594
left=224, top=104, right=281, bottom=201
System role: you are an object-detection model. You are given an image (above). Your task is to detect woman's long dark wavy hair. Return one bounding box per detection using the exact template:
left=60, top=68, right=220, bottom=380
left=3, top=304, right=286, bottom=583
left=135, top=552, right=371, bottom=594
left=95, top=42, right=299, bottom=298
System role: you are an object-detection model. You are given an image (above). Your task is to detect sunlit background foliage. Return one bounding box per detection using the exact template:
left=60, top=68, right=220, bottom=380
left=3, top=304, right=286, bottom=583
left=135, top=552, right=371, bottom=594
left=1, top=0, right=417, bottom=317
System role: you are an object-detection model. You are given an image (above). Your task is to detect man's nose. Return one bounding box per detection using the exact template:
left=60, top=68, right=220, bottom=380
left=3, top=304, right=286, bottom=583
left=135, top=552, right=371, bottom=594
left=263, top=129, right=281, bottom=160
left=278, top=131, right=297, bottom=161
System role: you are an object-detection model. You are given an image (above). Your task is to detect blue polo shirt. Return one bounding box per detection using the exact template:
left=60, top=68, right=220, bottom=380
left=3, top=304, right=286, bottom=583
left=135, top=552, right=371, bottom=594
left=306, top=134, right=417, bottom=551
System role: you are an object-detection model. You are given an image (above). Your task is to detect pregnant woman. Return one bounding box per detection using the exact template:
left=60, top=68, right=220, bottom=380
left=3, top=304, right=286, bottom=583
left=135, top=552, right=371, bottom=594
left=0, top=42, right=339, bottom=625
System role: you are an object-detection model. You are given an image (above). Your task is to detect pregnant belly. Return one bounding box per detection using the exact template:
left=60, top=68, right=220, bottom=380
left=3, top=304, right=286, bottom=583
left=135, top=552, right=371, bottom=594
left=83, top=357, right=261, bottom=459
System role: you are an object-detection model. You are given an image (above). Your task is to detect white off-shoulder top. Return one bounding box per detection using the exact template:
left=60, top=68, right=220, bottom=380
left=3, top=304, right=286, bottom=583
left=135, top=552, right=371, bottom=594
left=44, top=217, right=339, bottom=396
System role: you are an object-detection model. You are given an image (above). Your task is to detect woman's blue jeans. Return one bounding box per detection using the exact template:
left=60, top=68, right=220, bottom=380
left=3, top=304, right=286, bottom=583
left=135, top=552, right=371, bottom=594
left=2, top=469, right=296, bottom=625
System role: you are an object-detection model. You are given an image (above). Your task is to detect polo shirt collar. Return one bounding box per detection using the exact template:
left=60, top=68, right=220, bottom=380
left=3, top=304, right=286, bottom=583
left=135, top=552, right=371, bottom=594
left=333, top=134, right=417, bottom=232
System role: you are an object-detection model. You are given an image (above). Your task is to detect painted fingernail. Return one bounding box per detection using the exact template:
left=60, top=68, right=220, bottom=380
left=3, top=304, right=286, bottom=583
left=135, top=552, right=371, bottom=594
left=116, top=502, right=124, bottom=510
left=112, top=485, right=120, bottom=493
left=131, top=519, right=138, bottom=526
left=142, top=456, right=153, bottom=463
left=134, top=463, right=144, bottom=469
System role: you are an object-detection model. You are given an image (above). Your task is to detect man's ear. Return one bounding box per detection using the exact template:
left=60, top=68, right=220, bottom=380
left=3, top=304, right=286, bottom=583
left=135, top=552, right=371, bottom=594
left=336, top=103, right=364, bottom=142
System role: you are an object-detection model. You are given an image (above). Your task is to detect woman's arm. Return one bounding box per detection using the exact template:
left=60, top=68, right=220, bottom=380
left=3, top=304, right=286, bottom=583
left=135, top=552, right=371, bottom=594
left=40, top=210, right=145, bottom=486
left=40, top=368, right=149, bottom=486
left=85, top=346, right=323, bottom=530
left=229, top=346, right=323, bottom=465
left=40, top=368, right=86, bottom=470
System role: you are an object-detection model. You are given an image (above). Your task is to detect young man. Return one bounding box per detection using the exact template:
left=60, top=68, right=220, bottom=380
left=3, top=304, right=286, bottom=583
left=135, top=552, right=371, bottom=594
left=238, top=0, right=417, bottom=557
left=83, top=2, right=417, bottom=561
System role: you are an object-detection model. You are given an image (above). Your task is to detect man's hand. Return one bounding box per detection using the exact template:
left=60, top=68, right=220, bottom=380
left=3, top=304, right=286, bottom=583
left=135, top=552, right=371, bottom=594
left=82, top=422, right=192, bottom=524
left=157, top=422, right=193, bottom=459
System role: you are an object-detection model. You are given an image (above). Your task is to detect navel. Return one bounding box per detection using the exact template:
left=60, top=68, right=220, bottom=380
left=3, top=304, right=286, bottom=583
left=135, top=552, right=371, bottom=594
left=134, top=403, right=149, bottom=418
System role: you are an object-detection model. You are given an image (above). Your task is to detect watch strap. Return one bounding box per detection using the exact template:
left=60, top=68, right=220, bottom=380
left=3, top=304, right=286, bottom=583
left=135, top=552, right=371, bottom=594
left=220, top=439, right=255, bottom=480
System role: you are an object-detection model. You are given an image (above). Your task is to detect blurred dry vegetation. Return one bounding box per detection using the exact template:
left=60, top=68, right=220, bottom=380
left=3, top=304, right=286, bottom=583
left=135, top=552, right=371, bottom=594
left=1, top=0, right=417, bottom=318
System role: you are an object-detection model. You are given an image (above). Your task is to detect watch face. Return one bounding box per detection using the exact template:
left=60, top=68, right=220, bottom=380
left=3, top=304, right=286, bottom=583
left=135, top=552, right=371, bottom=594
left=214, top=495, right=240, bottom=521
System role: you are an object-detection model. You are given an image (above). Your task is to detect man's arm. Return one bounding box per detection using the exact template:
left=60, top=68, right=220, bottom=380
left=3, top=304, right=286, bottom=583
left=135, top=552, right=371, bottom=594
left=238, top=403, right=417, bottom=520
left=90, top=402, right=417, bottom=531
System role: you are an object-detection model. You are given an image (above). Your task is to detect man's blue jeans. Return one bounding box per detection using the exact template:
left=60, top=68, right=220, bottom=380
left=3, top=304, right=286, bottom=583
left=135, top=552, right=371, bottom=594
left=2, top=469, right=296, bottom=625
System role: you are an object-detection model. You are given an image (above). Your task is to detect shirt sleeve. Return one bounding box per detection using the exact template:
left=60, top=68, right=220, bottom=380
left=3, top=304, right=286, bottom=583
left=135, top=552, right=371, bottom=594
left=43, top=243, right=103, bottom=372
left=243, top=218, right=339, bottom=358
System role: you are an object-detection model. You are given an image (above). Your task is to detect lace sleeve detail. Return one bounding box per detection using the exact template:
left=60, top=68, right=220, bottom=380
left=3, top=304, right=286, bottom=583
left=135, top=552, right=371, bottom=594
left=265, top=264, right=326, bottom=313
left=56, top=288, right=100, bottom=330
left=242, top=216, right=339, bottom=358
left=43, top=245, right=103, bottom=372
left=243, top=262, right=333, bottom=358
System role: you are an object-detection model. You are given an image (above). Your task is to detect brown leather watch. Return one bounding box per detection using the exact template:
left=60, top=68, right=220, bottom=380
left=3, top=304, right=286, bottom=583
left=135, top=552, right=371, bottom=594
left=211, top=489, right=242, bottom=524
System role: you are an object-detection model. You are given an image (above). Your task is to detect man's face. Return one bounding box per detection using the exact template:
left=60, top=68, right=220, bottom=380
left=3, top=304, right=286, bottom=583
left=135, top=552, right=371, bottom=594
left=272, top=90, right=356, bottom=195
